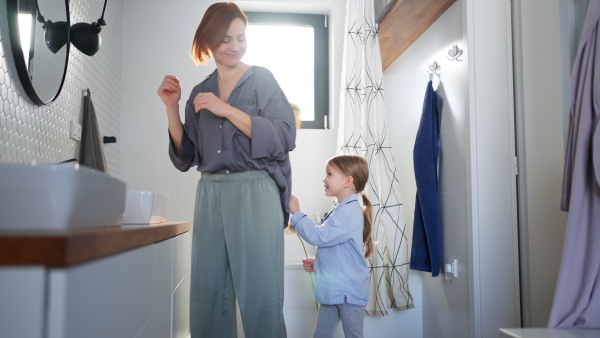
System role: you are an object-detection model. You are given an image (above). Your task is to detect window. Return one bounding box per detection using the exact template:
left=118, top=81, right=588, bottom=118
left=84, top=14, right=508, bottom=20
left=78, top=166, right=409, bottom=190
left=244, top=12, right=329, bottom=129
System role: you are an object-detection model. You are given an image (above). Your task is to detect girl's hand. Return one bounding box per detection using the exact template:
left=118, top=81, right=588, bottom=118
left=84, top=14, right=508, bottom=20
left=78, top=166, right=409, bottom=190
left=157, top=75, right=181, bottom=109
left=302, top=258, right=315, bottom=272
left=284, top=222, right=297, bottom=235
left=193, top=92, right=230, bottom=116
left=289, top=195, right=300, bottom=214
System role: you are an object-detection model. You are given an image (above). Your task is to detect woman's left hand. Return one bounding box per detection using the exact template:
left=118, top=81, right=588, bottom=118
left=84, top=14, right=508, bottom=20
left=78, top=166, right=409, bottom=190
left=193, top=92, right=230, bottom=117
left=289, top=195, right=300, bottom=214
left=194, top=92, right=252, bottom=137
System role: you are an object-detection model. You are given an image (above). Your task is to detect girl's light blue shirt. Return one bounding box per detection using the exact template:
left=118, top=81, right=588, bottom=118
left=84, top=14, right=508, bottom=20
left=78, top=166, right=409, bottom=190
left=290, top=194, right=370, bottom=306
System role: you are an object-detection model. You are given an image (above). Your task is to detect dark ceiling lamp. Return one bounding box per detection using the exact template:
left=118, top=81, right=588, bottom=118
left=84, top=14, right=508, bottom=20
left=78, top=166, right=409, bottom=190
left=35, top=0, right=68, bottom=54
left=70, top=0, right=109, bottom=56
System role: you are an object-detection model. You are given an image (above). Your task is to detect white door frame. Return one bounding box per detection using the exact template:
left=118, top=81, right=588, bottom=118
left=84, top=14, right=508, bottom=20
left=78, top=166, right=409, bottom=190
left=464, top=0, right=521, bottom=336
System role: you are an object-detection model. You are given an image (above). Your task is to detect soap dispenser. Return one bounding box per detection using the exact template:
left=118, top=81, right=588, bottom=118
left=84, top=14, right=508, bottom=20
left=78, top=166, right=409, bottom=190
left=313, top=212, right=323, bottom=225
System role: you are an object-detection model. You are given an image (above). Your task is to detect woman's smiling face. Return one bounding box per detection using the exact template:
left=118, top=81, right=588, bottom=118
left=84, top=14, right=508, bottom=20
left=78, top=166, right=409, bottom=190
left=213, top=18, right=247, bottom=68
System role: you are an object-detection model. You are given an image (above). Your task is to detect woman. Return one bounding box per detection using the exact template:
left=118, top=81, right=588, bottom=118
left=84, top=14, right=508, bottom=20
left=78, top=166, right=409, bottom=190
left=156, top=3, right=295, bottom=337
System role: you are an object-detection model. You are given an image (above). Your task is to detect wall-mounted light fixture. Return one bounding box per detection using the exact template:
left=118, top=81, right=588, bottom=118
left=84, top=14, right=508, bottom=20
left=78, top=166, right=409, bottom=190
left=35, top=0, right=68, bottom=54
left=70, top=0, right=109, bottom=56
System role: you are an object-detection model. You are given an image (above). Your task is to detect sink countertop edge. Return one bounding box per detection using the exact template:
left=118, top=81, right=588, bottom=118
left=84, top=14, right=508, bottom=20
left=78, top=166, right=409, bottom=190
left=0, top=221, right=191, bottom=267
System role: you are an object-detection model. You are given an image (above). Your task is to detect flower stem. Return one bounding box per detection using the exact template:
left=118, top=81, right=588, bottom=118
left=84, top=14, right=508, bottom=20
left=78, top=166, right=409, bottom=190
left=297, top=234, right=319, bottom=311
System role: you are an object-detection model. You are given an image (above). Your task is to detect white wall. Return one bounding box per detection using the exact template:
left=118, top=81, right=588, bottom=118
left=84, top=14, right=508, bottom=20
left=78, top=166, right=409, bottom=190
left=513, top=0, right=566, bottom=328
left=465, top=0, right=521, bottom=336
left=385, top=0, right=549, bottom=336
left=384, top=2, right=469, bottom=337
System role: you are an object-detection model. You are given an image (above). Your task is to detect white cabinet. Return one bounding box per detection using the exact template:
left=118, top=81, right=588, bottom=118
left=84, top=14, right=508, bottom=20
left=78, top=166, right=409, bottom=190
left=0, top=267, right=46, bottom=338
left=172, top=230, right=192, bottom=338
left=0, top=231, right=191, bottom=338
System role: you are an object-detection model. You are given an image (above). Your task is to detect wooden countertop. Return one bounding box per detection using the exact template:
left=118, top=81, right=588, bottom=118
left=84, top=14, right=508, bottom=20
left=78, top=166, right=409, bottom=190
left=0, top=221, right=191, bottom=267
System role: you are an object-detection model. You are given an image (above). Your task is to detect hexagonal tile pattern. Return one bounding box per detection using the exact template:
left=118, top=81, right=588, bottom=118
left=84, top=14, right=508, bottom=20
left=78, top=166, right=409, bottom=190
left=0, top=0, right=123, bottom=176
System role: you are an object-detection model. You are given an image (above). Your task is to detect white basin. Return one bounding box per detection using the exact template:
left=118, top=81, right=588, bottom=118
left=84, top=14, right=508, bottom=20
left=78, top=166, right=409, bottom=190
left=123, top=191, right=169, bottom=225
left=0, top=163, right=126, bottom=230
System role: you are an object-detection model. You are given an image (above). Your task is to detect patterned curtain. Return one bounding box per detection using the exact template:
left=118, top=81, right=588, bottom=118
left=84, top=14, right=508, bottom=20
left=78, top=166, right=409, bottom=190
left=337, top=0, right=414, bottom=315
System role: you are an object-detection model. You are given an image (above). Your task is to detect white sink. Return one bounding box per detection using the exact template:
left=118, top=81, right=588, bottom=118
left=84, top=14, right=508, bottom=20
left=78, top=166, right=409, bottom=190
left=0, top=163, right=126, bottom=230
left=123, top=191, right=169, bottom=225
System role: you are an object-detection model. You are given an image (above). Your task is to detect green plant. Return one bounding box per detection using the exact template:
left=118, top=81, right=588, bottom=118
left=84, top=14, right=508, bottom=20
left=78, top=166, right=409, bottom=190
left=290, top=103, right=301, bottom=111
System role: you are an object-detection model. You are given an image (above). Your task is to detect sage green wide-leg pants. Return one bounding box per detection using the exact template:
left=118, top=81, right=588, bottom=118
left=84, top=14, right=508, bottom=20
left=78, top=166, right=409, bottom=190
left=190, top=170, right=286, bottom=338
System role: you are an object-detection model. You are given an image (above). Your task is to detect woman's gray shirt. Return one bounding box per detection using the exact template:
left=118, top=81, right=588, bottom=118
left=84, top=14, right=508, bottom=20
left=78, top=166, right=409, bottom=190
left=169, top=66, right=296, bottom=225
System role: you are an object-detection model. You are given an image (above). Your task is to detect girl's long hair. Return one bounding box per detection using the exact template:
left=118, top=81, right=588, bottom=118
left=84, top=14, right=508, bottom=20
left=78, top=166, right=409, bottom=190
left=328, top=155, right=374, bottom=258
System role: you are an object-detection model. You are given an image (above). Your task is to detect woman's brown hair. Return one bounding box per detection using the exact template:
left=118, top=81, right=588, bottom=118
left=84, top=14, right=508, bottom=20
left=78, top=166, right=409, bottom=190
left=190, top=2, right=247, bottom=65
left=328, top=155, right=375, bottom=258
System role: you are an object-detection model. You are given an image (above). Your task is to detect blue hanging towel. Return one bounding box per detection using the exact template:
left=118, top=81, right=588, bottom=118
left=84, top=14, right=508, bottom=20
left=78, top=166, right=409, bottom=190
left=410, top=80, right=442, bottom=277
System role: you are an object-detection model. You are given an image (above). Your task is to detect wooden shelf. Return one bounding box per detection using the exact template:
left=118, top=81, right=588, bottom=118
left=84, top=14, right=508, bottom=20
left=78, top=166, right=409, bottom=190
left=0, top=221, right=191, bottom=267
left=379, top=0, right=457, bottom=70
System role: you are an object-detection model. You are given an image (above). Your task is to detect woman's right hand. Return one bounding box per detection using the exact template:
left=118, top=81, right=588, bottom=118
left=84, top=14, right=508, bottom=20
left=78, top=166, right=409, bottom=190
left=157, top=75, right=181, bottom=109
left=158, top=75, right=184, bottom=155
left=289, top=195, right=300, bottom=214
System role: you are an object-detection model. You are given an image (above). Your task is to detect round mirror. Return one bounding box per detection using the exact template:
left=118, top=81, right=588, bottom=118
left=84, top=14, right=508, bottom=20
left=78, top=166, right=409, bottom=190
left=6, top=0, right=69, bottom=105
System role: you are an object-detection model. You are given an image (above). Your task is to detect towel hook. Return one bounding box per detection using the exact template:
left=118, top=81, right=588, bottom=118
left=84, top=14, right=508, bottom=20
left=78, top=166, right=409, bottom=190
left=427, top=61, right=440, bottom=81
left=427, top=61, right=440, bottom=75
left=447, top=45, right=463, bottom=61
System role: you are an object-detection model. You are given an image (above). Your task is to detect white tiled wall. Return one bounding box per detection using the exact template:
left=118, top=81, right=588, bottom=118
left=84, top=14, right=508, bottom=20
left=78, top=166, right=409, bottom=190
left=0, top=0, right=123, bottom=176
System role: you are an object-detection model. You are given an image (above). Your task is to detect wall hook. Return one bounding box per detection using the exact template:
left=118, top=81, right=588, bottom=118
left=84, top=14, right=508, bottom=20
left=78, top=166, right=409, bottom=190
left=427, top=61, right=440, bottom=75
left=427, top=61, right=440, bottom=80
left=447, top=45, right=463, bottom=61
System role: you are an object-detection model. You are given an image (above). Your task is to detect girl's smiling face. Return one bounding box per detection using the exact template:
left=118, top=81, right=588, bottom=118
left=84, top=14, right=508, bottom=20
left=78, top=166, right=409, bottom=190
left=323, top=163, right=352, bottom=200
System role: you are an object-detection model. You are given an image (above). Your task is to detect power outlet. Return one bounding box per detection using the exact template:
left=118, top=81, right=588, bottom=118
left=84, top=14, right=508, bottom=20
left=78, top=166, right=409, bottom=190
left=69, top=121, right=82, bottom=141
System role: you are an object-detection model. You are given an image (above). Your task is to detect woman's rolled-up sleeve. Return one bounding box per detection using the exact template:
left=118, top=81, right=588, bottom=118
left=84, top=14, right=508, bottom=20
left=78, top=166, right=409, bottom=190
left=168, top=99, right=202, bottom=172
left=250, top=69, right=296, bottom=160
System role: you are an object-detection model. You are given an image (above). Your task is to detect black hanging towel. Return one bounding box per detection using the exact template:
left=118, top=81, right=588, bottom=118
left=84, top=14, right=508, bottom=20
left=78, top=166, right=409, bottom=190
left=79, top=89, right=107, bottom=172
left=410, top=80, right=442, bottom=277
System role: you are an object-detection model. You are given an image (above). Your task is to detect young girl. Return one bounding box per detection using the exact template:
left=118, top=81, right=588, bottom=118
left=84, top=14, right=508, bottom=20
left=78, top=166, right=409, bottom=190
left=288, top=154, right=374, bottom=338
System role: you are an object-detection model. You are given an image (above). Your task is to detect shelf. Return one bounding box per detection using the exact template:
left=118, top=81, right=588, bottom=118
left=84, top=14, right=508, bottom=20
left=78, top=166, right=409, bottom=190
left=379, top=0, right=457, bottom=70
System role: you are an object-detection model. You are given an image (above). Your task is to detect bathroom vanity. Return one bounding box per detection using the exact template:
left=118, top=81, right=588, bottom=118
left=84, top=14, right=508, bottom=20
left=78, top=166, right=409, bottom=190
left=0, top=221, right=191, bottom=338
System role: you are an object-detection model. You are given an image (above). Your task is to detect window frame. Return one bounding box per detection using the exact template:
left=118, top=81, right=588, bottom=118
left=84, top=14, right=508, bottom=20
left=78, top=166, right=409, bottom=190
left=245, top=12, right=329, bottom=129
